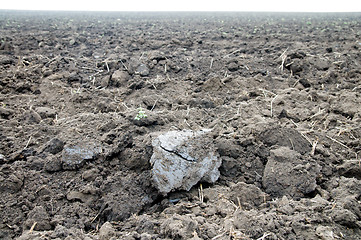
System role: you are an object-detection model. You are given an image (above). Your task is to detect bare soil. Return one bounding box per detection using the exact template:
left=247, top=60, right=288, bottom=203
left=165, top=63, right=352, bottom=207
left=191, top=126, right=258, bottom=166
left=1, top=11, right=361, bottom=240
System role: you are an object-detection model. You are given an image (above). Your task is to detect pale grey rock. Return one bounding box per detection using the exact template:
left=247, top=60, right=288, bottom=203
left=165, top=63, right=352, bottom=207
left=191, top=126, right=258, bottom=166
left=150, top=129, right=221, bottom=195
left=99, top=222, right=116, bottom=240
left=62, top=143, right=102, bottom=170
left=66, top=191, right=89, bottom=203
left=315, top=226, right=335, bottom=240
left=136, top=64, right=150, bottom=76
left=0, top=153, right=5, bottom=164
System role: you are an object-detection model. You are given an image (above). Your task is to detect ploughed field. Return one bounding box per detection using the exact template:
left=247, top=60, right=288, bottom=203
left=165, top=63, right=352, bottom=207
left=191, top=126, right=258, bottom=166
left=0, top=11, right=361, bottom=240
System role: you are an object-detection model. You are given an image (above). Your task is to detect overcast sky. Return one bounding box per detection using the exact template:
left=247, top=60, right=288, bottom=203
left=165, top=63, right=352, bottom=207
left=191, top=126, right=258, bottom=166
left=1, top=0, right=361, bottom=12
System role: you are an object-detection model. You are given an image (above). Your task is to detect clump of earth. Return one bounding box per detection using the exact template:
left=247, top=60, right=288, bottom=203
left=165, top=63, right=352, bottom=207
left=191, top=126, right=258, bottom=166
left=1, top=11, right=361, bottom=240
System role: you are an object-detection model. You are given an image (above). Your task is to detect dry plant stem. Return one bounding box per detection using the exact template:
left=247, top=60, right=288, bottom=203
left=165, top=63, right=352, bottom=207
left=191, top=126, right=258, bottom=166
left=293, top=79, right=300, bottom=87
left=91, top=212, right=101, bottom=223
left=259, top=88, right=277, bottom=98
left=257, top=233, right=271, bottom=240
left=120, top=59, right=128, bottom=71
left=79, top=66, right=103, bottom=72
left=184, top=119, right=191, bottom=129
left=278, top=47, right=288, bottom=72
left=270, top=95, right=278, bottom=117
left=210, top=58, right=214, bottom=69
left=150, top=100, right=158, bottom=111
left=146, top=80, right=157, bottom=89
left=351, top=85, right=360, bottom=91
left=254, top=171, right=262, bottom=178
left=28, top=222, right=37, bottom=233
left=91, top=204, right=107, bottom=223
left=211, top=232, right=226, bottom=240
left=122, top=102, right=130, bottom=110
left=224, top=48, right=243, bottom=58
left=229, top=226, right=249, bottom=240
left=288, top=70, right=293, bottom=79
left=228, top=199, right=240, bottom=212
left=237, top=197, right=242, bottom=210
left=289, top=137, right=295, bottom=150
left=311, top=139, right=318, bottom=155
left=236, top=104, right=241, bottom=115
left=24, top=136, right=32, bottom=150
left=285, top=61, right=293, bottom=68
left=289, top=118, right=299, bottom=127
left=308, top=108, right=325, bottom=120
left=198, top=184, right=204, bottom=203
left=326, top=135, right=350, bottom=149
left=105, top=61, right=110, bottom=72
left=300, top=131, right=313, bottom=146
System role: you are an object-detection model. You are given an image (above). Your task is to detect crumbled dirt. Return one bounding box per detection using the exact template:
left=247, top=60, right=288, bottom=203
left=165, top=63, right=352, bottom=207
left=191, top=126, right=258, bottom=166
left=1, top=11, right=361, bottom=240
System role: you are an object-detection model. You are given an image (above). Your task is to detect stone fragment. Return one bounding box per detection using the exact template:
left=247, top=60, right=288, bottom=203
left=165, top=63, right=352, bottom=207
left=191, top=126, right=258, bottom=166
left=35, top=107, right=56, bottom=118
left=160, top=214, right=198, bottom=239
left=82, top=168, right=99, bottom=181
left=285, top=58, right=304, bottom=73
left=329, top=208, right=359, bottom=228
left=148, top=50, right=167, bottom=61
left=0, top=154, right=5, bottom=164
left=310, top=57, right=330, bottom=71
left=299, top=78, right=311, bottom=88
left=111, top=70, right=129, bottom=87
left=42, top=138, right=65, bottom=154
left=62, top=143, right=102, bottom=170
left=66, top=191, right=89, bottom=203
left=0, top=55, right=15, bottom=65
left=24, top=206, right=51, bottom=231
left=99, top=222, right=116, bottom=240
left=150, top=129, right=221, bottom=195
left=25, top=110, right=42, bottom=124
left=136, top=64, right=150, bottom=76
left=100, top=75, right=110, bottom=87
left=227, top=61, right=239, bottom=71
left=337, top=160, right=361, bottom=179
left=26, top=156, right=45, bottom=171
left=288, top=51, right=306, bottom=59
left=0, top=107, right=15, bottom=119
left=229, top=182, right=269, bottom=209
left=315, top=226, right=334, bottom=240
left=0, top=166, right=24, bottom=193
left=44, top=155, right=62, bottom=172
